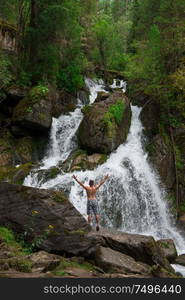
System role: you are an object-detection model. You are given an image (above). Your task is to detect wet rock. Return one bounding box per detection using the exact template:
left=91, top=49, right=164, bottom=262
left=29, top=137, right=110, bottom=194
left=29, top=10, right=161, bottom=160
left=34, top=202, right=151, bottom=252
left=156, top=239, right=177, bottom=263
left=0, top=182, right=92, bottom=256
left=71, top=152, right=107, bottom=171
left=77, top=89, right=90, bottom=105
left=175, top=254, right=185, bottom=266
left=78, top=91, right=131, bottom=154
left=95, top=246, right=151, bottom=276
left=60, top=150, right=107, bottom=173
left=35, top=167, right=62, bottom=185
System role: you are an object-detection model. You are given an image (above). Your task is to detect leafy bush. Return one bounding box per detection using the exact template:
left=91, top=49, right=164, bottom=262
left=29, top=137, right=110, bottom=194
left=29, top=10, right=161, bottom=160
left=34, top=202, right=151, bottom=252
left=29, top=85, right=49, bottom=102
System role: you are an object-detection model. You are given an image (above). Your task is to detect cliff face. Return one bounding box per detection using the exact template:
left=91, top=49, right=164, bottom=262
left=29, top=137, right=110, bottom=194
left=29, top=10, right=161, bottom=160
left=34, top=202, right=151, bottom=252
left=140, top=99, right=185, bottom=224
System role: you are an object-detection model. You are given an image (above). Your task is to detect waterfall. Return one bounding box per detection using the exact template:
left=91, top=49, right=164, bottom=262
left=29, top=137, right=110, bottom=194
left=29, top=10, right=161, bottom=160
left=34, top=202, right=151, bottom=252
left=24, top=78, right=185, bottom=273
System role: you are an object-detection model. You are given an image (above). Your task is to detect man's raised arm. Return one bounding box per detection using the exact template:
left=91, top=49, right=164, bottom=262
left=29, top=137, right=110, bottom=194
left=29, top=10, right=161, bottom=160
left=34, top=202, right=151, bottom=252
left=72, top=175, right=87, bottom=189
left=96, top=175, right=109, bottom=190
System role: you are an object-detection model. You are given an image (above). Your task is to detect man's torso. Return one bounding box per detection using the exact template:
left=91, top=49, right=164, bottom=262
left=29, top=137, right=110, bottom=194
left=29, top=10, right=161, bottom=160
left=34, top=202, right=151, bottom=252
left=86, top=186, right=97, bottom=200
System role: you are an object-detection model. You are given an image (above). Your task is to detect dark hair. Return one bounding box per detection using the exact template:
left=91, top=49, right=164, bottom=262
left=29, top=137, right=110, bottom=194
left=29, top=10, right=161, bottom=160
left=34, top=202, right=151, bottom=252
left=89, top=180, right=94, bottom=187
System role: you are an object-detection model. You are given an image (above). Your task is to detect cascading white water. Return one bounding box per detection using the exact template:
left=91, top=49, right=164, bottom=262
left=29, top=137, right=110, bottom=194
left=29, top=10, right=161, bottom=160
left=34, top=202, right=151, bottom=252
left=110, top=79, right=127, bottom=93
left=41, top=108, right=83, bottom=169
left=24, top=78, right=108, bottom=185
left=24, top=78, right=185, bottom=275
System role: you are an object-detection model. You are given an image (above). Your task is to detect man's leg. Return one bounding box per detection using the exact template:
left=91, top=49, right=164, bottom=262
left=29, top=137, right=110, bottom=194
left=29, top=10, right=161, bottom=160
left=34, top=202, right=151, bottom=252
left=95, top=215, right=100, bottom=231
left=88, top=214, right=93, bottom=226
left=95, top=214, right=100, bottom=224
left=87, top=200, right=93, bottom=226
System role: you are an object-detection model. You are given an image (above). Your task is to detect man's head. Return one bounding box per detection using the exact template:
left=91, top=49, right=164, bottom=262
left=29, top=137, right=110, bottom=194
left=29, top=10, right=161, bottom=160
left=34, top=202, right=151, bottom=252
left=89, top=180, right=94, bottom=187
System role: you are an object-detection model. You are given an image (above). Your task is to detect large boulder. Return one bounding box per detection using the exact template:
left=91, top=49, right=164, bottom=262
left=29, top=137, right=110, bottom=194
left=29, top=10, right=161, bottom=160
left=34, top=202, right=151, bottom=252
left=0, top=182, right=92, bottom=256
left=88, top=229, right=174, bottom=273
left=95, top=246, right=151, bottom=276
left=12, top=87, right=53, bottom=133
left=156, top=239, right=177, bottom=263
left=78, top=90, right=131, bottom=154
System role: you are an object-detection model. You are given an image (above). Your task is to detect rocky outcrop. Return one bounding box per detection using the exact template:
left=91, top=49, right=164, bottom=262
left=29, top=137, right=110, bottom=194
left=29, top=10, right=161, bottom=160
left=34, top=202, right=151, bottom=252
left=140, top=100, right=160, bottom=138
left=157, top=239, right=177, bottom=263
left=0, top=182, right=92, bottom=256
left=78, top=90, right=131, bottom=154
left=95, top=246, right=151, bottom=276
left=88, top=229, right=174, bottom=273
left=12, top=90, right=53, bottom=134
left=149, top=134, right=175, bottom=189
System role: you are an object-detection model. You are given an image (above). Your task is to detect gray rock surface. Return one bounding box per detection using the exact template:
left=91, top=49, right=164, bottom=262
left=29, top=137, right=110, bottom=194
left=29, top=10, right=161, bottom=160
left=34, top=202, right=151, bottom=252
left=95, top=246, right=151, bottom=275
left=157, top=239, right=177, bottom=263
left=0, top=182, right=92, bottom=256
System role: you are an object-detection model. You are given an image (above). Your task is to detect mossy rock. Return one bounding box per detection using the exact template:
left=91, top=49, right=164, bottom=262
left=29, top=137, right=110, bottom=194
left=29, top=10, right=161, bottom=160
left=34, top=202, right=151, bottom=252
left=12, top=85, right=52, bottom=133
left=15, top=137, right=34, bottom=163
left=151, top=265, right=182, bottom=278
left=0, top=163, right=33, bottom=184
left=0, top=257, right=32, bottom=272
left=52, top=257, right=96, bottom=277
left=78, top=91, right=131, bottom=154
left=0, top=227, right=33, bottom=273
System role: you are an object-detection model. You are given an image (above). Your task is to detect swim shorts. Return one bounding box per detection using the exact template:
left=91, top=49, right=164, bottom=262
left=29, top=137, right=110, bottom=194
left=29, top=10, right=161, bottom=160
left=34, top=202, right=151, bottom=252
left=87, top=199, right=99, bottom=215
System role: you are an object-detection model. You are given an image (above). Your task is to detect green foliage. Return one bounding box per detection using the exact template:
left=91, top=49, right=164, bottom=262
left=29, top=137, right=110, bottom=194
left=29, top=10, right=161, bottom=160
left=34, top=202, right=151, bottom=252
left=109, top=100, right=125, bottom=124
left=57, top=64, right=84, bottom=93
left=103, top=100, right=125, bottom=127
left=91, top=12, right=130, bottom=71
left=0, top=227, right=20, bottom=248
left=29, top=85, right=49, bottom=102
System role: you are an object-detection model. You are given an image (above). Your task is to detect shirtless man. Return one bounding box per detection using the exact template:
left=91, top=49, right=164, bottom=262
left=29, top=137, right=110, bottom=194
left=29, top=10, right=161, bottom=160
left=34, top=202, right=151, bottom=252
left=72, top=175, right=109, bottom=231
